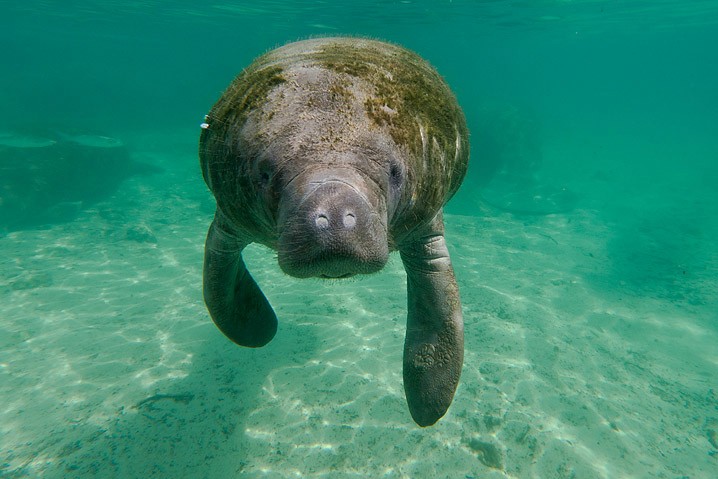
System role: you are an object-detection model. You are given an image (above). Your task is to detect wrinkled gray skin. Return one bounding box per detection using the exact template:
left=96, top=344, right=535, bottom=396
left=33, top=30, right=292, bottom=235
left=199, top=37, right=469, bottom=426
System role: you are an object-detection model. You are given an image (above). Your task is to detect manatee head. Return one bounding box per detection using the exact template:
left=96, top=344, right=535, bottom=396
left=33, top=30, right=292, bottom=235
left=249, top=100, right=410, bottom=278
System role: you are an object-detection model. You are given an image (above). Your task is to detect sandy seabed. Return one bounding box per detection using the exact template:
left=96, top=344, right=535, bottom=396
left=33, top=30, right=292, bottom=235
left=1, top=131, right=717, bottom=479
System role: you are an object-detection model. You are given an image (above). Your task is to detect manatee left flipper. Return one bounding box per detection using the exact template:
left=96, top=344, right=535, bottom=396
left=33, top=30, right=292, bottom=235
left=399, top=211, right=464, bottom=427
left=203, top=211, right=278, bottom=347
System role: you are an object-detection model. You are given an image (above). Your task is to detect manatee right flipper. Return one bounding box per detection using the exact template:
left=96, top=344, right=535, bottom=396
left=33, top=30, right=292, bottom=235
left=400, top=212, right=464, bottom=427
left=203, top=211, right=277, bottom=347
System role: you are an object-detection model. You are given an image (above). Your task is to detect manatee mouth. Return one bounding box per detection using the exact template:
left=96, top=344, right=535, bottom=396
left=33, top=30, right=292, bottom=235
left=279, top=248, right=386, bottom=279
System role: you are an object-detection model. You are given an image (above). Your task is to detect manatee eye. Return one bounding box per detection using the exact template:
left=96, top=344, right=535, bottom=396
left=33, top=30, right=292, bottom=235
left=257, top=160, right=273, bottom=188
left=259, top=170, right=270, bottom=185
left=389, top=160, right=403, bottom=189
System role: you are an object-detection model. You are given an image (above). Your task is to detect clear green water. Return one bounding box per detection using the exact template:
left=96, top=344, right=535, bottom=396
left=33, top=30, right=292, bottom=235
left=1, top=2, right=717, bottom=478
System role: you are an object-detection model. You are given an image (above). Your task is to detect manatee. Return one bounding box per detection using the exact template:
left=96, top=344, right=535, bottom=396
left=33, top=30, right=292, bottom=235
left=199, top=37, right=469, bottom=426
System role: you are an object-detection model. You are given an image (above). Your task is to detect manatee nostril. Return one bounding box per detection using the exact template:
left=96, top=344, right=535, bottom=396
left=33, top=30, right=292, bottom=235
left=314, top=210, right=357, bottom=230
left=343, top=212, right=356, bottom=228
left=315, top=214, right=329, bottom=229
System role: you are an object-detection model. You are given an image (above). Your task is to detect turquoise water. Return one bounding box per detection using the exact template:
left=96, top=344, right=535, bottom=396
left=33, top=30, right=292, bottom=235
left=1, top=1, right=717, bottom=478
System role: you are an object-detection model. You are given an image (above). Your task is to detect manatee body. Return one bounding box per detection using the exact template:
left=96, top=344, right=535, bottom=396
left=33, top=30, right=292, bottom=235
left=199, top=37, right=469, bottom=426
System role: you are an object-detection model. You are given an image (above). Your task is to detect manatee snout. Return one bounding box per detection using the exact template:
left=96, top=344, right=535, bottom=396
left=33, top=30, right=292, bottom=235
left=278, top=180, right=388, bottom=279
